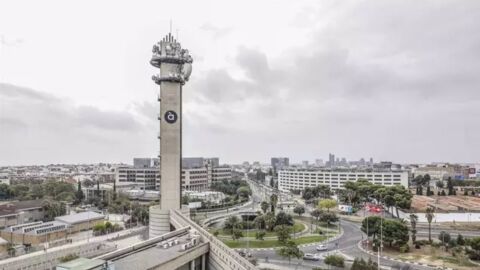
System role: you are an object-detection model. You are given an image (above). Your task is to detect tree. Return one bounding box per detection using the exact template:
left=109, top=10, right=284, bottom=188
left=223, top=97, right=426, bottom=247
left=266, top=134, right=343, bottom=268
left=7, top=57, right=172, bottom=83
left=224, top=216, right=242, bottom=234
left=436, top=181, right=444, bottom=188
left=274, top=225, right=292, bottom=244
left=0, top=184, right=13, bottom=199
left=293, top=205, right=305, bottom=217
left=75, top=181, right=84, bottom=204
left=261, top=201, right=269, bottom=214
left=425, top=207, right=435, bottom=243
left=425, top=174, right=432, bottom=196
left=439, top=231, right=451, bottom=246
left=319, top=211, right=338, bottom=225
left=447, top=177, right=454, bottom=196
left=467, top=237, right=480, bottom=260
left=324, top=254, right=345, bottom=268
left=382, top=219, right=409, bottom=248
left=409, top=214, right=418, bottom=244
left=264, top=212, right=276, bottom=231
left=457, top=234, right=465, bottom=246
left=318, top=199, right=337, bottom=212
left=255, top=231, right=266, bottom=240
left=232, top=229, right=243, bottom=241
left=237, top=186, right=251, bottom=198
left=275, top=212, right=294, bottom=226
left=310, top=209, right=322, bottom=223
left=361, top=216, right=381, bottom=240
left=276, top=241, right=303, bottom=264
left=351, top=258, right=377, bottom=270
left=253, top=215, right=265, bottom=230
left=270, top=194, right=278, bottom=213
left=42, top=199, right=66, bottom=221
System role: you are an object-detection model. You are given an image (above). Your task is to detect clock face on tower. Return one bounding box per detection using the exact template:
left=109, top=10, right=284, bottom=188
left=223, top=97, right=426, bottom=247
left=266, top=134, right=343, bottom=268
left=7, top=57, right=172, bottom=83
left=164, top=110, right=178, bottom=124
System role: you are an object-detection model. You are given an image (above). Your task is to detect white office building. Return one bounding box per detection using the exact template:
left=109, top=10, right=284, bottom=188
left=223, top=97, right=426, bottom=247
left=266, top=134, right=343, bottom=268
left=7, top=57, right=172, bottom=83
left=278, top=169, right=409, bottom=192
left=115, top=166, right=160, bottom=190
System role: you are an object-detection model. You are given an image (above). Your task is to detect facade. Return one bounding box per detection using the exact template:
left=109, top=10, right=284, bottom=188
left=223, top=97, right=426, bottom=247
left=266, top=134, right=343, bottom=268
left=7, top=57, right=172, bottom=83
left=0, top=200, right=45, bottom=229
left=82, top=183, right=113, bottom=202
left=183, top=191, right=226, bottom=204
left=1, top=221, right=68, bottom=245
left=133, top=158, right=159, bottom=168
left=278, top=169, right=409, bottom=192
left=182, top=168, right=209, bottom=191
left=115, top=166, right=160, bottom=190
left=211, top=166, right=232, bottom=183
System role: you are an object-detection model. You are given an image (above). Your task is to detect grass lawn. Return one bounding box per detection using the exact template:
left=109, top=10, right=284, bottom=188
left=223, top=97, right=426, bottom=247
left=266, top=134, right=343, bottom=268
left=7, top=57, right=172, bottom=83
left=209, top=221, right=306, bottom=238
left=222, top=234, right=333, bottom=249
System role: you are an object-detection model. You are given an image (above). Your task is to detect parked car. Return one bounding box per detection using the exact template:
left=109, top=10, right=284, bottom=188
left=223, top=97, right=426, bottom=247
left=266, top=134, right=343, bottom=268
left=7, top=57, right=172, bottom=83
left=316, top=244, right=328, bottom=251
left=303, top=253, right=320, bottom=261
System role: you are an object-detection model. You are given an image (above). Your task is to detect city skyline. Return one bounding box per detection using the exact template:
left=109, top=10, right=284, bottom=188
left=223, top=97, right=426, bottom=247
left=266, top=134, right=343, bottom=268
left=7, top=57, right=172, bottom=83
left=1, top=0, right=480, bottom=166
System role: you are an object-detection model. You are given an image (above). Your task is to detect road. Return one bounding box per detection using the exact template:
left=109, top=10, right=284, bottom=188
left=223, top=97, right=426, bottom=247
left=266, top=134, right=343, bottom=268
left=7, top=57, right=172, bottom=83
left=249, top=219, right=435, bottom=270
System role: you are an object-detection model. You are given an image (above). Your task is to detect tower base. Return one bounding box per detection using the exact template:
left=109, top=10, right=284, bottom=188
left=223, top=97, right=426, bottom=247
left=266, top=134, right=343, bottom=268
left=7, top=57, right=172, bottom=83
left=149, top=205, right=170, bottom=238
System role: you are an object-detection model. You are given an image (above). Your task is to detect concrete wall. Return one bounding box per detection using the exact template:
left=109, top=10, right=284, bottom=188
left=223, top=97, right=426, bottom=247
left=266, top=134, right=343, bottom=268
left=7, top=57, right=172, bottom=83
left=0, top=241, right=115, bottom=270
left=170, top=210, right=258, bottom=270
left=1, top=230, right=67, bottom=245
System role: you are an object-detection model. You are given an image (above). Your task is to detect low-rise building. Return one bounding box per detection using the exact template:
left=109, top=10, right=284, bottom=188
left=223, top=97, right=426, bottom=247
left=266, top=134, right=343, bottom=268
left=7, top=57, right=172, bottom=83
left=0, top=200, right=45, bottom=229
left=1, top=221, right=68, bottom=245
left=115, top=166, right=160, bottom=190
left=55, top=211, right=105, bottom=233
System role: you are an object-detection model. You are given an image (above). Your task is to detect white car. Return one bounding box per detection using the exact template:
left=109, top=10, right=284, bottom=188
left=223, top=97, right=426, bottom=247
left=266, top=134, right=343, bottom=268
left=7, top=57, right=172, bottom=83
left=316, top=244, right=328, bottom=251
left=303, top=253, right=320, bottom=261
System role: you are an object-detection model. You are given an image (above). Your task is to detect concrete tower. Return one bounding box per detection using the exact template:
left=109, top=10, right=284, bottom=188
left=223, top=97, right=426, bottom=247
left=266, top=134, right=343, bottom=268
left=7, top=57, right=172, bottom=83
left=149, top=33, right=193, bottom=237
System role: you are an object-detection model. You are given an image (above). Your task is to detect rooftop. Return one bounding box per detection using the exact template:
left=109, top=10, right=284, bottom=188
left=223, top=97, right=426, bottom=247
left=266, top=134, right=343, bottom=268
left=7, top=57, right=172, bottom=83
left=55, top=257, right=107, bottom=270
left=55, top=211, right=105, bottom=225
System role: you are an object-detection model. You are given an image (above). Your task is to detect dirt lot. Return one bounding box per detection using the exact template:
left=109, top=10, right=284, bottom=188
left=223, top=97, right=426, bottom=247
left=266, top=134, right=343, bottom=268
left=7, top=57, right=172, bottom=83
left=367, top=243, right=480, bottom=269
left=412, top=195, right=480, bottom=212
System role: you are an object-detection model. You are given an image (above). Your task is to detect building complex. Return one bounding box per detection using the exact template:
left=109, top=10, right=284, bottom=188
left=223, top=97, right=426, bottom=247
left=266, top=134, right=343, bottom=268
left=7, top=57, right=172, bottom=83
left=278, top=169, right=409, bottom=191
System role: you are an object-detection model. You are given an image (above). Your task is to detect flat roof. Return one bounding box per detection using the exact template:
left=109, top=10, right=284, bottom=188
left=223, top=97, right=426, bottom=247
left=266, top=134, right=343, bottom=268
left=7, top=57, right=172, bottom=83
left=55, top=211, right=105, bottom=225
left=113, top=235, right=202, bottom=270
left=56, top=257, right=106, bottom=270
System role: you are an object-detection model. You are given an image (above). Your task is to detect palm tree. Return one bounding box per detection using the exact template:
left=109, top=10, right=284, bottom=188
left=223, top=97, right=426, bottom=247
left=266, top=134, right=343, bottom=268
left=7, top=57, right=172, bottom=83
left=425, top=207, right=435, bottom=243
left=223, top=216, right=242, bottom=234
left=270, top=194, right=278, bottom=214
left=409, top=213, right=418, bottom=243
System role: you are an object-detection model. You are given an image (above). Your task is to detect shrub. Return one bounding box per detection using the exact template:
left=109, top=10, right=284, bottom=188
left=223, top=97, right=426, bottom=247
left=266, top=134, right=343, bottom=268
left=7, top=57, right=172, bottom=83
left=59, top=254, right=79, bottom=263
left=324, top=254, right=344, bottom=267
left=399, top=244, right=409, bottom=253
left=255, top=231, right=266, bottom=240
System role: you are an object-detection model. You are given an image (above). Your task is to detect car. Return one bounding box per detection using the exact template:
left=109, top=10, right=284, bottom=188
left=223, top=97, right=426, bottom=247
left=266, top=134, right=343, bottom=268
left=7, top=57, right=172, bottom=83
left=316, top=244, right=328, bottom=251
left=303, top=253, right=320, bottom=261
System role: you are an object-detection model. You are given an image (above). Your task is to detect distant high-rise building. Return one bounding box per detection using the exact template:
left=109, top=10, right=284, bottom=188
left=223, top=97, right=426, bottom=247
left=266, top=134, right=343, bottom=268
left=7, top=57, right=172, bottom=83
left=271, top=157, right=289, bottom=171
left=328, top=153, right=335, bottom=167
left=182, top=157, right=205, bottom=169
left=302, top=160, right=309, bottom=168
left=133, top=158, right=157, bottom=168
left=315, top=159, right=324, bottom=167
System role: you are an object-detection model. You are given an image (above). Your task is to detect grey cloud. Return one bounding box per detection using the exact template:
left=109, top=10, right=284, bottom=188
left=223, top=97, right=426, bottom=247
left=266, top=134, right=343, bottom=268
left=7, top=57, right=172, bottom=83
left=184, top=1, right=480, bottom=163
left=0, top=83, right=151, bottom=165
left=200, top=23, right=232, bottom=39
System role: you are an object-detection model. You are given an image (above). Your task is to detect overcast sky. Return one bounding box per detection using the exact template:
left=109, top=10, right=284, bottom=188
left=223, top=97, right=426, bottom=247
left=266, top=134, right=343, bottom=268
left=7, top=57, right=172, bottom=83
left=1, top=0, right=479, bottom=166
